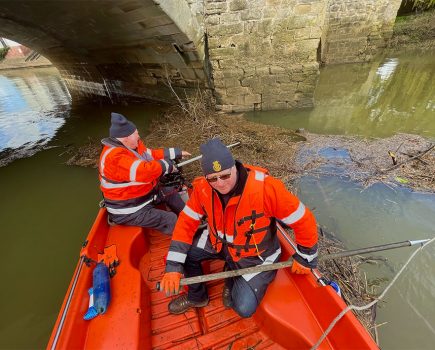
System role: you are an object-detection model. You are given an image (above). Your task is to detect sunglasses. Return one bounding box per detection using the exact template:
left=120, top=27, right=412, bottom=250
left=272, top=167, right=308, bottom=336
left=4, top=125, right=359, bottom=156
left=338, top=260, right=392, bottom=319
left=206, top=171, right=232, bottom=183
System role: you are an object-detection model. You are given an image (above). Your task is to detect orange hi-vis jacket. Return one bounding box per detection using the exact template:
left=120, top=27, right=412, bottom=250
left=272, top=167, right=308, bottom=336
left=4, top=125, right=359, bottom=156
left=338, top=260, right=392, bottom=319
left=165, top=164, right=318, bottom=272
left=99, top=138, right=180, bottom=216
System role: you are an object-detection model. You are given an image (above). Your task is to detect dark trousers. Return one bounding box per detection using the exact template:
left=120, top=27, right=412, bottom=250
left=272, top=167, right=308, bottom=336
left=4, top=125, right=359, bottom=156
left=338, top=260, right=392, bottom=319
left=185, top=245, right=276, bottom=318
left=111, top=186, right=185, bottom=235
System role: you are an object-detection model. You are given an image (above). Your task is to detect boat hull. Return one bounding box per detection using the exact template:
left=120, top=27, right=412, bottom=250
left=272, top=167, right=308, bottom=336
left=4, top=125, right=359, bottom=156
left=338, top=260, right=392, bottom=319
left=47, top=208, right=378, bottom=349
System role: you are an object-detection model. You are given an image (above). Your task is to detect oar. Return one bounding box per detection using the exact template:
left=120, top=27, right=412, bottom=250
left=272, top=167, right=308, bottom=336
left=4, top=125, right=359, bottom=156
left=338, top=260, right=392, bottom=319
left=157, top=239, right=429, bottom=289
left=177, top=141, right=241, bottom=168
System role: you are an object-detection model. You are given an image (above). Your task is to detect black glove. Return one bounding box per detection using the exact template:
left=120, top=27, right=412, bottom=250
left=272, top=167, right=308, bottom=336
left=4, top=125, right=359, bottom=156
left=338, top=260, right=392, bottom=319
left=292, top=244, right=318, bottom=269
left=169, top=160, right=179, bottom=173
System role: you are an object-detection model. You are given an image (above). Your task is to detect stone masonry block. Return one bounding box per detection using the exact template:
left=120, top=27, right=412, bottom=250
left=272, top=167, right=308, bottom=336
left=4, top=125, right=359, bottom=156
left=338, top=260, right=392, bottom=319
left=207, top=23, right=244, bottom=37
left=219, top=12, right=241, bottom=24
left=224, top=77, right=241, bottom=88
left=294, top=4, right=312, bottom=15
left=275, top=75, right=292, bottom=83
left=244, top=93, right=262, bottom=105
left=242, top=67, right=256, bottom=77
left=263, top=7, right=277, bottom=18
left=213, top=78, right=225, bottom=88
left=270, top=66, right=286, bottom=74
left=206, top=2, right=227, bottom=11
left=229, top=0, right=248, bottom=11
left=222, top=68, right=244, bottom=78
left=226, top=86, right=250, bottom=96
left=261, top=75, right=277, bottom=85
left=205, top=15, right=220, bottom=26
left=294, top=27, right=312, bottom=40
left=255, top=66, right=270, bottom=76
left=223, top=94, right=245, bottom=105
left=240, top=76, right=256, bottom=87
left=217, top=58, right=239, bottom=69
left=209, top=47, right=237, bottom=59
left=142, top=76, right=157, bottom=85
left=240, top=10, right=263, bottom=21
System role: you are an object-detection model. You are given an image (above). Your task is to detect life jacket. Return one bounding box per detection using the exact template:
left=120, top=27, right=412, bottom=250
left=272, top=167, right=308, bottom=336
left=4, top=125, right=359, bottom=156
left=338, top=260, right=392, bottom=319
left=99, top=138, right=169, bottom=216
left=199, top=164, right=276, bottom=261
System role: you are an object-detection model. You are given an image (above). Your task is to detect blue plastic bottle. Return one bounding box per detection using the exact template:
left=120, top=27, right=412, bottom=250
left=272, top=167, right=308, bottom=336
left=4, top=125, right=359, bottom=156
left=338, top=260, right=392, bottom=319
left=92, top=262, right=111, bottom=314
left=329, top=280, right=342, bottom=297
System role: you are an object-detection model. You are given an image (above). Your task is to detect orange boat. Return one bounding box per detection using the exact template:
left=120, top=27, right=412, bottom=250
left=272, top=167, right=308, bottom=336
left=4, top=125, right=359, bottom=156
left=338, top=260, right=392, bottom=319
left=47, top=207, right=379, bottom=350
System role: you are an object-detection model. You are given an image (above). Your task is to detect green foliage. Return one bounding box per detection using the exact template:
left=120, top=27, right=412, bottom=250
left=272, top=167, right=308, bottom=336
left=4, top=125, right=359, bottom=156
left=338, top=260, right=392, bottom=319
left=0, top=47, right=9, bottom=61
left=407, top=0, right=435, bottom=10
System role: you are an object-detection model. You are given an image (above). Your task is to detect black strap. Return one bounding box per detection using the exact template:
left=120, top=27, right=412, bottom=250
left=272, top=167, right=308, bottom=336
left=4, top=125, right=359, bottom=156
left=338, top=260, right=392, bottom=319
left=212, top=227, right=270, bottom=255
left=237, top=212, right=265, bottom=226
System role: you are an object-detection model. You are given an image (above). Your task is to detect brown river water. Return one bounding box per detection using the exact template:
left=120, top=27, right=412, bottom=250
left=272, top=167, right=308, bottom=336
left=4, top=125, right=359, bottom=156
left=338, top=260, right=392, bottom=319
left=0, top=49, right=434, bottom=349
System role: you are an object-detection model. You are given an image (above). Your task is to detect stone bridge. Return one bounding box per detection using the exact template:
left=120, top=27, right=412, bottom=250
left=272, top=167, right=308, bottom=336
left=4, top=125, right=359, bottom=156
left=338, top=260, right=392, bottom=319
left=0, top=0, right=402, bottom=111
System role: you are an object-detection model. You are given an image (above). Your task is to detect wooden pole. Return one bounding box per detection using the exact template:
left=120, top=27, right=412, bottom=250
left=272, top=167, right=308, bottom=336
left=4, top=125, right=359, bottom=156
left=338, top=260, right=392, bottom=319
left=172, top=239, right=429, bottom=287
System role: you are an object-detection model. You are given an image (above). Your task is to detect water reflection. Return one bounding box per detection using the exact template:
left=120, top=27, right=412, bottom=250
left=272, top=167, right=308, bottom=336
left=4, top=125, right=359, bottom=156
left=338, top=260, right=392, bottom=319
left=296, top=175, right=435, bottom=348
left=0, top=68, right=71, bottom=165
left=246, top=49, right=435, bottom=139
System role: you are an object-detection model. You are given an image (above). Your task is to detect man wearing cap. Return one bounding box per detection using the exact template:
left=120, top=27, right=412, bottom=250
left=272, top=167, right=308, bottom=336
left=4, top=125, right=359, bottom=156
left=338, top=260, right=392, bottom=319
left=99, top=112, right=191, bottom=234
left=159, top=138, right=318, bottom=317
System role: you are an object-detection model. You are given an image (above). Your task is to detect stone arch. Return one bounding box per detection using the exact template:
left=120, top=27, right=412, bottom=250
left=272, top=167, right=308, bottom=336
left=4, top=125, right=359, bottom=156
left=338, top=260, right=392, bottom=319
left=0, top=0, right=208, bottom=103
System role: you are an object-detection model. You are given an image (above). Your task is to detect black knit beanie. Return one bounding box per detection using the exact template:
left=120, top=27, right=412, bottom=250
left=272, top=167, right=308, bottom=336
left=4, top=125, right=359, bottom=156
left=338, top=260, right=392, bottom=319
left=200, top=138, right=235, bottom=175
left=109, top=112, right=136, bottom=138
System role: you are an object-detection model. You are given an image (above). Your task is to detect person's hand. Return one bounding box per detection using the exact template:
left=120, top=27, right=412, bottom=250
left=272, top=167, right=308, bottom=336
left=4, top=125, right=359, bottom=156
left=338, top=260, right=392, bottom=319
left=290, top=244, right=318, bottom=274
left=160, top=272, right=182, bottom=296
left=170, top=160, right=179, bottom=173
left=181, top=151, right=191, bottom=159
left=290, top=259, right=311, bottom=274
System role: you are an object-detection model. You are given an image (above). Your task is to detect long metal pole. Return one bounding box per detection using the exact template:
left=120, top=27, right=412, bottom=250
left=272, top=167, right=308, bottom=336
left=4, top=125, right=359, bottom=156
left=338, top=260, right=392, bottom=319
left=175, top=239, right=429, bottom=286
left=177, top=141, right=241, bottom=168
left=51, top=256, right=85, bottom=350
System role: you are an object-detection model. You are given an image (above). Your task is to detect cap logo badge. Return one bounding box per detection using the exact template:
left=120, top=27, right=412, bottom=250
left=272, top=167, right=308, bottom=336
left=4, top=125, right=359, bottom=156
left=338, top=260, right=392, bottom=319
left=212, top=161, right=222, bottom=172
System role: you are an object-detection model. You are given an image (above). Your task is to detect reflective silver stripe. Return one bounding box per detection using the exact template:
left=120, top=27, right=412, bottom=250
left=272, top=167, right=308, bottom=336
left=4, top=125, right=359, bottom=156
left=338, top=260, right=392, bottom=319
left=196, top=228, right=209, bottom=249
left=167, top=251, right=187, bottom=264
left=105, top=197, right=154, bottom=215
left=217, top=231, right=234, bottom=243
left=129, top=160, right=141, bottom=182
left=100, top=147, right=115, bottom=177
left=242, top=248, right=282, bottom=282
left=295, top=247, right=318, bottom=262
left=100, top=178, right=150, bottom=189
left=146, top=148, right=152, bottom=156
left=182, top=205, right=202, bottom=221
left=281, top=202, right=306, bottom=225
left=169, top=148, right=176, bottom=159
left=160, top=159, right=170, bottom=174
left=254, top=170, right=265, bottom=181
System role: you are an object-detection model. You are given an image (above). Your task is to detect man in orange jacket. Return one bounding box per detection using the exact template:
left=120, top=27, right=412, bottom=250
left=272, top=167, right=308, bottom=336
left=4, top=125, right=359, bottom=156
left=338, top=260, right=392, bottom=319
left=160, top=138, right=318, bottom=317
left=99, top=112, right=191, bottom=234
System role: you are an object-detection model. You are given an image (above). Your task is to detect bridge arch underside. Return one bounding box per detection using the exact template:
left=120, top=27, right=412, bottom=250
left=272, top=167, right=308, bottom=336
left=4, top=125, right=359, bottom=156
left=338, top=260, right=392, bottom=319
left=0, top=0, right=208, bottom=104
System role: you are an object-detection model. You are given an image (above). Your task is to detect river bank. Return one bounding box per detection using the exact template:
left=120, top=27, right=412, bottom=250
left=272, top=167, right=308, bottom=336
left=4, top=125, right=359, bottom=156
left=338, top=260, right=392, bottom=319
left=0, top=56, right=52, bottom=70
left=388, top=9, right=435, bottom=51
left=67, top=104, right=435, bottom=194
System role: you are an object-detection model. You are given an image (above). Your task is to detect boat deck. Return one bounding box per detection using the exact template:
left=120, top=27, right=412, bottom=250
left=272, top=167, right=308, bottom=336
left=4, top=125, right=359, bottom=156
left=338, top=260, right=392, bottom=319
left=142, top=230, right=285, bottom=350
left=48, top=209, right=378, bottom=350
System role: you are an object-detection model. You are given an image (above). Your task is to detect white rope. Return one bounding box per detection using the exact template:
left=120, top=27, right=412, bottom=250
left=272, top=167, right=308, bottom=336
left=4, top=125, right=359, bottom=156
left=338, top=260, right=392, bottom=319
left=310, top=237, right=435, bottom=350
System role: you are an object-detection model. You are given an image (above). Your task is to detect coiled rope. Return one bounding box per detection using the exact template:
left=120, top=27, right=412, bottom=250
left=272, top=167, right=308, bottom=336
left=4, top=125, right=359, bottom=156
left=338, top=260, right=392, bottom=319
left=311, top=237, right=435, bottom=350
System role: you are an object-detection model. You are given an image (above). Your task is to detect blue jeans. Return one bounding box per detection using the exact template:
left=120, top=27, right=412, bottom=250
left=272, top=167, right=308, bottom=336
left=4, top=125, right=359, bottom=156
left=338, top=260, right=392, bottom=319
left=184, top=245, right=276, bottom=318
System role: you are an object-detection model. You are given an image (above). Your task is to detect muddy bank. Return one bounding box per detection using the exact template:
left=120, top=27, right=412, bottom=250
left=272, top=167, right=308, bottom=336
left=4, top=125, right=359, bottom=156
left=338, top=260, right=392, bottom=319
left=388, top=9, right=435, bottom=51
left=67, top=110, right=435, bottom=194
